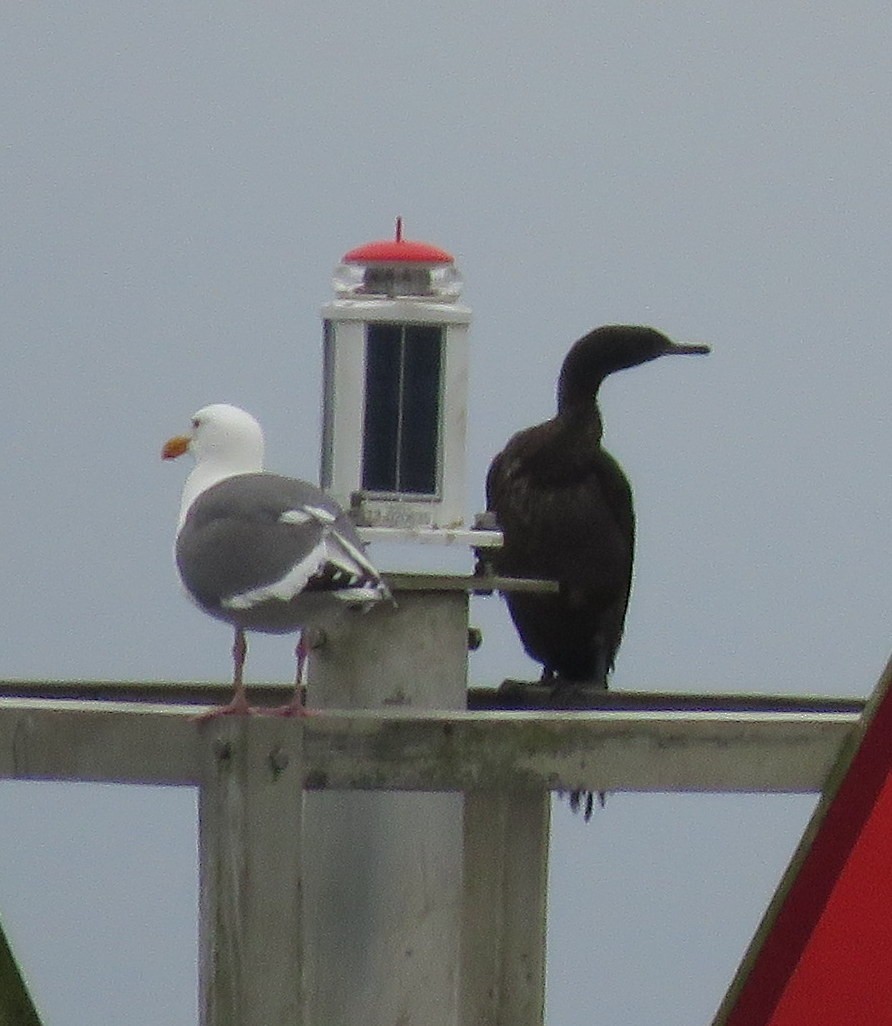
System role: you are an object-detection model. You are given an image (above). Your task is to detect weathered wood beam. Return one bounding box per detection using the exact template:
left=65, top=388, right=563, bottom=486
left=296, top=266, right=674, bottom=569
left=0, top=699, right=859, bottom=794
left=0, top=679, right=866, bottom=715
left=300, top=709, right=858, bottom=795
left=0, top=699, right=197, bottom=785
left=469, top=683, right=865, bottom=714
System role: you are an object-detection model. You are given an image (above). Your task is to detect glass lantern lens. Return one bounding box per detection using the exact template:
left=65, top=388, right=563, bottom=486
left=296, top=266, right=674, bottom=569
left=362, top=324, right=442, bottom=495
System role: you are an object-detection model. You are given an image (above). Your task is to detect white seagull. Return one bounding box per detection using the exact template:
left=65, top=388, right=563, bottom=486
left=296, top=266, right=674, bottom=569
left=163, top=403, right=390, bottom=717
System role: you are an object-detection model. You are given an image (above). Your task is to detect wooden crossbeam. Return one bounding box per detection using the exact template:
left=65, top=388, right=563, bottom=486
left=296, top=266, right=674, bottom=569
left=0, top=697, right=859, bottom=793
left=0, top=679, right=864, bottom=714
left=0, top=685, right=866, bottom=1026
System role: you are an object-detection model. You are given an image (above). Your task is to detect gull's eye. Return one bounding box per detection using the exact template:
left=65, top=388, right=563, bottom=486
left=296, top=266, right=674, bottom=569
left=191, top=417, right=200, bottom=429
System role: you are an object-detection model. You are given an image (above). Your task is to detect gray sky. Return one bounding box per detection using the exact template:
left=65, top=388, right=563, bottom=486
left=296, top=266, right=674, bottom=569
left=2, top=3, right=891, bottom=1023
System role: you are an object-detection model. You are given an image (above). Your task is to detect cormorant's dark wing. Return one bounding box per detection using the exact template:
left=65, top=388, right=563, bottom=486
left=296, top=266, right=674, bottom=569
left=484, top=416, right=635, bottom=682
left=588, top=449, right=635, bottom=672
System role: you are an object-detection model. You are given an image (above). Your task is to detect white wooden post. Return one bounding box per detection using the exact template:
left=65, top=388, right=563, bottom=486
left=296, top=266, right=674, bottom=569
left=304, top=587, right=468, bottom=1026
left=198, top=717, right=306, bottom=1026
left=462, top=791, right=550, bottom=1026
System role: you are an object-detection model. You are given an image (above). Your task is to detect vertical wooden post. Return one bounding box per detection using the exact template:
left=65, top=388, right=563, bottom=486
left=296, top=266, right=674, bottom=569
left=198, top=718, right=306, bottom=1026
left=461, top=791, right=550, bottom=1026
left=304, top=590, right=467, bottom=1026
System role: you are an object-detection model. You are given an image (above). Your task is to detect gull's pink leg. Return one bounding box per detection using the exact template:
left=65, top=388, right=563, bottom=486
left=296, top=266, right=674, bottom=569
left=268, top=632, right=316, bottom=718
left=194, top=627, right=254, bottom=721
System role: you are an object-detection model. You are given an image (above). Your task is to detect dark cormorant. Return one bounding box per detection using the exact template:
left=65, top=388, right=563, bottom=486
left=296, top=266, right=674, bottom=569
left=484, top=325, right=710, bottom=815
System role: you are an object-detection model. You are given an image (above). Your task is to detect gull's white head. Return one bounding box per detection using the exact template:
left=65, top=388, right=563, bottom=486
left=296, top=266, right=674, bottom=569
left=163, top=403, right=265, bottom=527
left=165, top=403, right=264, bottom=468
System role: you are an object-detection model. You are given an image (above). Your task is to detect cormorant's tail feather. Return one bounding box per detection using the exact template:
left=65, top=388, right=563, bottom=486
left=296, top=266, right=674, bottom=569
left=567, top=789, right=606, bottom=822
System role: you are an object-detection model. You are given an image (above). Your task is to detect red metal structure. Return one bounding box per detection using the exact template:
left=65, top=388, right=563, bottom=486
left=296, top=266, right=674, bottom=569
left=714, top=656, right=892, bottom=1026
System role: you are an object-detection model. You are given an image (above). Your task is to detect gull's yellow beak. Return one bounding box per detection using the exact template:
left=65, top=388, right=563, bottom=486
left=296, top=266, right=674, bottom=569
left=162, top=435, right=190, bottom=460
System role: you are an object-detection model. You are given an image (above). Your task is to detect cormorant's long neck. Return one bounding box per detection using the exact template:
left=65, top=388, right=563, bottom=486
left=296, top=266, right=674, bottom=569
left=556, top=327, right=643, bottom=414
left=555, top=389, right=605, bottom=455
left=557, top=374, right=606, bottom=420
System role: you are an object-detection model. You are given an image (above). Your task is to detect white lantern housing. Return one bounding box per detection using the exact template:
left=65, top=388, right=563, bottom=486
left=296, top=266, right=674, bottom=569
left=320, top=223, right=472, bottom=532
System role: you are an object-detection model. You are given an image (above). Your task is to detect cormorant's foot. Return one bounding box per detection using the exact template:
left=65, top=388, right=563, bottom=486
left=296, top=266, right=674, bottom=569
left=493, top=677, right=608, bottom=709
left=548, top=679, right=609, bottom=708
left=496, top=678, right=552, bottom=697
